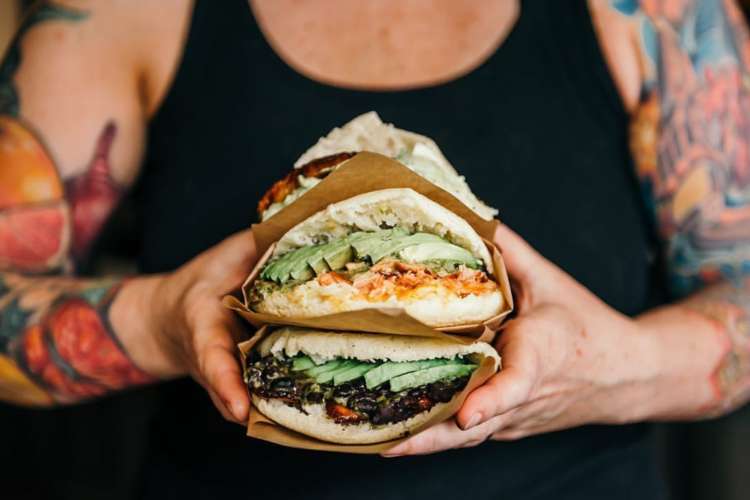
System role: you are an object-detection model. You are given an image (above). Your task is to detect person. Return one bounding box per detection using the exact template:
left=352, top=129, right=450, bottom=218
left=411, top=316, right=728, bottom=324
left=1, top=0, right=748, bottom=498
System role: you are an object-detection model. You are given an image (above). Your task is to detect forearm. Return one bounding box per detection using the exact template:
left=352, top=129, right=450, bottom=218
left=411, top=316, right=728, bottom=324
left=0, top=272, right=169, bottom=406
left=633, top=278, right=750, bottom=420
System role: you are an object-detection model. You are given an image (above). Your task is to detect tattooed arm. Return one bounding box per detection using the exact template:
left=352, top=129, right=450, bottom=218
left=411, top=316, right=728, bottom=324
left=620, top=0, right=750, bottom=417
left=0, top=1, right=154, bottom=406
left=385, top=0, right=750, bottom=456
left=0, top=1, right=255, bottom=420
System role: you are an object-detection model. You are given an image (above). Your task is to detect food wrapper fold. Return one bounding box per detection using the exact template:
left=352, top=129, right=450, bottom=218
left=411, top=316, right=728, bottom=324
left=252, top=152, right=499, bottom=254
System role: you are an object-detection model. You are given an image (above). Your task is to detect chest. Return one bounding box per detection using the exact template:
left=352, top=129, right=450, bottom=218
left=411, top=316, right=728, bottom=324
left=250, top=0, right=519, bottom=90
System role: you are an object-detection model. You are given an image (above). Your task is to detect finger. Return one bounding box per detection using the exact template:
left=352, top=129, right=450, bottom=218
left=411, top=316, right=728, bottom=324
left=195, top=326, right=249, bottom=423
left=491, top=427, right=531, bottom=442
left=206, top=386, right=241, bottom=423
left=493, top=224, right=545, bottom=283
left=382, top=415, right=506, bottom=457
left=457, top=330, right=538, bottom=429
left=456, top=365, right=534, bottom=430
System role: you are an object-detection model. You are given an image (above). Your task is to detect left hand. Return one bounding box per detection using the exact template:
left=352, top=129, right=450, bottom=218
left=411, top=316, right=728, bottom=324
left=383, top=224, right=655, bottom=457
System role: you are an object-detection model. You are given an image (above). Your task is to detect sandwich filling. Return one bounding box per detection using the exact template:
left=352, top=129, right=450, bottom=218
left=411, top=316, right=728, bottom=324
left=248, top=227, right=497, bottom=309
left=246, top=352, right=476, bottom=425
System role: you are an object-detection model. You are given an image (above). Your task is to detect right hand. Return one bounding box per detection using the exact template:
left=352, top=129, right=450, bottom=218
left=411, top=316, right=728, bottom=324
left=112, top=230, right=259, bottom=423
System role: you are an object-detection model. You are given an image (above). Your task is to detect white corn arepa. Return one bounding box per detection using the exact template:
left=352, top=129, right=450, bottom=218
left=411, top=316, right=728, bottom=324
left=256, top=189, right=503, bottom=327
left=293, top=111, right=497, bottom=220
left=253, top=328, right=500, bottom=444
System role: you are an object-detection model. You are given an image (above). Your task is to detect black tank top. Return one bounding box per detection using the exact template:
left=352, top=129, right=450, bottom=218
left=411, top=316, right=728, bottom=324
left=135, top=1, right=666, bottom=498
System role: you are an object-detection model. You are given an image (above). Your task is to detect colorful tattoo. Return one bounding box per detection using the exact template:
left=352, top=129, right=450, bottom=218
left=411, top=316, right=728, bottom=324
left=0, top=118, right=124, bottom=271
left=0, top=117, right=69, bottom=273
left=0, top=2, right=122, bottom=270
left=0, top=4, right=142, bottom=405
left=65, top=121, right=125, bottom=262
left=625, top=0, right=750, bottom=296
left=685, top=279, right=750, bottom=415
left=613, top=0, right=750, bottom=414
left=0, top=3, right=88, bottom=116
left=0, top=274, right=154, bottom=405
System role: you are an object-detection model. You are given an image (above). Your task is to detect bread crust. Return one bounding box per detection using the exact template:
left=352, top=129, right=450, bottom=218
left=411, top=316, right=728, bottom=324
left=257, top=327, right=501, bottom=366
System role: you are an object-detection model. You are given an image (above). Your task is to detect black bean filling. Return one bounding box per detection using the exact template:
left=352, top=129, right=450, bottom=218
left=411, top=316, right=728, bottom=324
left=245, top=355, right=469, bottom=426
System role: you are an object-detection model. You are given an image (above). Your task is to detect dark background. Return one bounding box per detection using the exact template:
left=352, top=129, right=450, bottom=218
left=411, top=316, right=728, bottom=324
left=3, top=1, right=750, bottom=498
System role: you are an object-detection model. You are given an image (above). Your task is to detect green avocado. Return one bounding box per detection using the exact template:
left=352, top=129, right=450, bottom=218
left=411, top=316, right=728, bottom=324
left=260, top=255, right=287, bottom=283
left=323, top=240, right=354, bottom=271
left=307, top=250, right=332, bottom=276
left=304, top=359, right=345, bottom=377
left=333, top=363, right=377, bottom=385
left=398, top=241, right=480, bottom=267
left=288, top=246, right=322, bottom=281
left=349, top=232, right=389, bottom=259
left=364, top=359, right=451, bottom=389
left=260, top=228, right=472, bottom=285
left=291, top=355, right=316, bottom=371
left=315, top=361, right=358, bottom=384
left=349, top=228, right=408, bottom=257
left=366, top=233, right=443, bottom=264
left=389, top=363, right=477, bottom=392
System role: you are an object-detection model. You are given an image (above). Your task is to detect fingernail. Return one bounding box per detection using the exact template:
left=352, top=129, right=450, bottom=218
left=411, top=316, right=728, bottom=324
left=382, top=445, right=406, bottom=457
left=464, top=413, right=481, bottom=430
left=229, top=401, right=243, bottom=421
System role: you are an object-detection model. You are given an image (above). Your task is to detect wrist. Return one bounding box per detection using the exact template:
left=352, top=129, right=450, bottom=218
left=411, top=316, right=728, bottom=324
left=626, top=306, right=725, bottom=420
left=586, top=314, right=661, bottom=424
left=110, top=274, right=186, bottom=379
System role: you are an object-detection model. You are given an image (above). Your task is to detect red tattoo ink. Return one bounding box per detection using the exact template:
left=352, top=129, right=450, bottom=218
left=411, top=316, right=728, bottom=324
left=65, top=121, right=124, bottom=262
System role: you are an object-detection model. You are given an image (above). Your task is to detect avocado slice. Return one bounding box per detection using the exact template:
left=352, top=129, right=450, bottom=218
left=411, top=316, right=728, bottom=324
left=315, top=361, right=358, bottom=384
left=333, top=363, right=377, bottom=385
left=291, top=355, right=315, bottom=371
left=287, top=246, right=323, bottom=281
left=262, top=249, right=302, bottom=283
left=349, top=233, right=388, bottom=259
left=398, top=241, right=480, bottom=267
left=389, top=363, right=477, bottom=392
left=367, top=233, right=444, bottom=265
left=323, top=240, right=355, bottom=270
left=349, top=228, right=409, bottom=259
left=364, top=359, right=451, bottom=389
left=308, top=252, right=332, bottom=276
left=261, top=252, right=297, bottom=282
left=304, top=359, right=345, bottom=377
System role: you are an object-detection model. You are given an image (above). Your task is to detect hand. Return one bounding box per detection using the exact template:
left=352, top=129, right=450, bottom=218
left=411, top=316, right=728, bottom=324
left=384, top=224, right=658, bottom=456
left=112, top=230, right=258, bottom=423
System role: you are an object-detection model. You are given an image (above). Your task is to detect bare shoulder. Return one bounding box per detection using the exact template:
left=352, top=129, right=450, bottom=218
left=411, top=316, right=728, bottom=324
left=587, top=0, right=644, bottom=112
left=123, top=0, right=194, bottom=117
left=8, top=0, right=192, bottom=180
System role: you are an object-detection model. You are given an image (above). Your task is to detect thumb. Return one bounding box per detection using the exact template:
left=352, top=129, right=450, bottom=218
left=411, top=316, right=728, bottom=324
left=492, top=224, right=547, bottom=284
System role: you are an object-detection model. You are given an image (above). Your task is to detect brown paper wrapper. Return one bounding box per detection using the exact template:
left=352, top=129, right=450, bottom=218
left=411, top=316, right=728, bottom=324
left=223, top=238, right=513, bottom=342
left=237, top=325, right=499, bottom=453
left=252, top=152, right=500, bottom=255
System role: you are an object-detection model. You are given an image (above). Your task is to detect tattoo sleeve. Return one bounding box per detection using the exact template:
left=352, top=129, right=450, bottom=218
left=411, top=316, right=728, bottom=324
left=0, top=274, right=154, bottom=405
left=621, top=0, right=750, bottom=415
left=0, top=3, right=152, bottom=405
